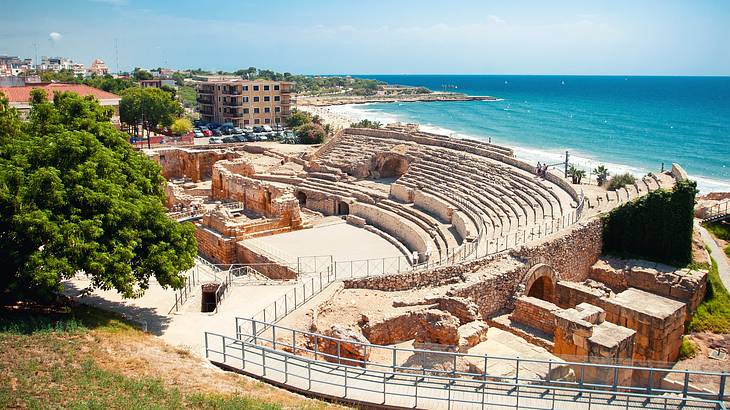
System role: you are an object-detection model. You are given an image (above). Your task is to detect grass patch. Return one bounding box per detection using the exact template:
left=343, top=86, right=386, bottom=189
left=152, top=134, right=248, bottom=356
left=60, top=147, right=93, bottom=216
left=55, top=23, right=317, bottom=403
left=0, top=303, right=326, bottom=409
left=678, top=336, right=699, bottom=360
left=178, top=85, right=197, bottom=108
left=704, top=220, right=730, bottom=257
left=687, top=257, right=730, bottom=333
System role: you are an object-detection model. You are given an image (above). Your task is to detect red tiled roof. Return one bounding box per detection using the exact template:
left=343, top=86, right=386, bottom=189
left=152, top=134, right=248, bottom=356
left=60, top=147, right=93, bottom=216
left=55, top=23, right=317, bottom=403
left=0, top=83, right=120, bottom=103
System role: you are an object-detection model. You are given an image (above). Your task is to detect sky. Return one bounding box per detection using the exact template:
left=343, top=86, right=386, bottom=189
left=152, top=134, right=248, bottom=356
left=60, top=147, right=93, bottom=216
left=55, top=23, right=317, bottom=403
left=1, top=0, right=729, bottom=76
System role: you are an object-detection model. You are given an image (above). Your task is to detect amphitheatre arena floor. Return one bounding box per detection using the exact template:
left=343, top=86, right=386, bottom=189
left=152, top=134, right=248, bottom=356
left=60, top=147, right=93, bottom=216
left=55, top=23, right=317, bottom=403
left=242, top=217, right=406, bottom=265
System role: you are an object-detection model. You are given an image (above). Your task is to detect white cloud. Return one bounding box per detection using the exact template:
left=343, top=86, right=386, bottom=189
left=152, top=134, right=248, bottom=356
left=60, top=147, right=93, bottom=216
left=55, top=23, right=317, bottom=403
left=487, top=15, right=506, bottom=25
left=49, top=32, right=62, bottom=42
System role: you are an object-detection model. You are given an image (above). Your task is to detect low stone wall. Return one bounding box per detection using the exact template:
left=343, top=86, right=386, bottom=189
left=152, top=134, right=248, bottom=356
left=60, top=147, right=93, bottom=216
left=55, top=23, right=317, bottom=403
left=350, top=202, right=429, bottom=259
left=414, top=190, right=452, bottom=223
left=235, top=242, right=297, bottom=279
left=448, top=260, right=526, bottom=318
left=147, top=147, right=237, bottom=182
left=195, top=226, right=237, bottom=265
left=589, top=258, right=707, bottom=313
left=511, top=218, right=603, bottom=282
left=511, top=296, right=560, bottom=335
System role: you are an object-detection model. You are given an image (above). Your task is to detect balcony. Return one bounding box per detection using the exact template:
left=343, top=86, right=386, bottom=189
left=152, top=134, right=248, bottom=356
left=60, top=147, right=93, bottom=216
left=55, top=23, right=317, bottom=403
left=198, top=107, right=214, bottom=115
left=221, top=87, right=242, bottom=95
left=197, top=95, right=214, bottom=104
left=222, top=98, right=242, bottom=107
left=223, top=108, right=243, bottom=117
left=197, top=86, right=215, bottom=95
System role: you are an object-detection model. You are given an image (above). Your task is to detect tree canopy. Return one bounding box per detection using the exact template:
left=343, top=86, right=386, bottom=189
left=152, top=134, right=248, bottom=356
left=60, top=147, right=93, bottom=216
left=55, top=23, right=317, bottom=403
left=120, top=87, right=183, bottom=132
left=0, top=89, right=196, bottom=302
left=132, top=68, right=154, bottom=81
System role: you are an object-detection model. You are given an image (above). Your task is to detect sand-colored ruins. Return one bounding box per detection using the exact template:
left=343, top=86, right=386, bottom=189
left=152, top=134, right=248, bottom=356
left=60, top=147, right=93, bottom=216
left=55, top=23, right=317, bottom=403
left=147, top=125, right=708, bottom=391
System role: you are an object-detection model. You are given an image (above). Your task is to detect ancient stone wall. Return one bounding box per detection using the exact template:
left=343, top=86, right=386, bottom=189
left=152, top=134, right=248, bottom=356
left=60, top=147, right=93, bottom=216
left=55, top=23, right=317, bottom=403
left=350, top=202, right=429, bottom=259
left=195, top=227, right=237, bottom=265
left=511, top=218, right=603, bottom=282
left=147, top=147, right=237, bottom=182
left=511, top=296, right=560, bottom=335
left=414, top=190, right=453, bottom=223
left=235, top=242, right=297, bottom=279
left=448, top=262, right=526, bottom=318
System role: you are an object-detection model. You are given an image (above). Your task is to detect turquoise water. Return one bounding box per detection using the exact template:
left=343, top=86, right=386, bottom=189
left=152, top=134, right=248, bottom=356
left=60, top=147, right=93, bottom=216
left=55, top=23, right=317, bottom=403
left=337, top=75, right=730, bottom=193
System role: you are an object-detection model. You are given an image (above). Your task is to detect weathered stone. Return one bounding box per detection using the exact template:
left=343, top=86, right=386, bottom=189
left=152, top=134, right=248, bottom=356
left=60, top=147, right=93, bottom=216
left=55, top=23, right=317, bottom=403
left=457, top=321, right=489, bottom=351
left=316, top=324, right=370, bottom=367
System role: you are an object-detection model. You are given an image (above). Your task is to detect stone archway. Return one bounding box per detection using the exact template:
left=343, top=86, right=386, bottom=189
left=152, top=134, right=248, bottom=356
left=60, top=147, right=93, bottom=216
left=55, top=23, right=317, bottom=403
left=337, top=201, right=350, bottom=215
left=371, top=152, right=410, bottom=179
left=523, top=263, right=557, bottom=303
left=296, top=191, right=307, bottom=206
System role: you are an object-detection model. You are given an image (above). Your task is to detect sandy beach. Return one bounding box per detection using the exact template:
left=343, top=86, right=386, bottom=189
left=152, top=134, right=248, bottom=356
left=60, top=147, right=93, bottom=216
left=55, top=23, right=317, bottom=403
left=298, top=104, right=360, bottom=131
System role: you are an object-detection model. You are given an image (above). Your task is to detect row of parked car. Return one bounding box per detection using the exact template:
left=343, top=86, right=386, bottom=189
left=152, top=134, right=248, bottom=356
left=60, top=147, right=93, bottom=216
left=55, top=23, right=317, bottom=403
left=193, top=120, right=298, bottom=145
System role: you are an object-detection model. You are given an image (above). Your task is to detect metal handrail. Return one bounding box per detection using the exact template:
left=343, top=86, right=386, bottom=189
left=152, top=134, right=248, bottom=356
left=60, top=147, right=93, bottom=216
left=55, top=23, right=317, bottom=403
left=702, top=200, right=730, bottom=222
left=205, top=331, right=727, bottom=409
left=232, top=317, right=728, bottom=403
left=167, top=267, right=199, bottom=314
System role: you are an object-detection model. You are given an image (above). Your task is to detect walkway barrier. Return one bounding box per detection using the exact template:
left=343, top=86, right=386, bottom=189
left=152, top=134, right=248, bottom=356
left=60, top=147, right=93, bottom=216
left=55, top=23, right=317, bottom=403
left=168, top=267, right=200, bottom=314
left=206, top=318, right=728, bottom=409
left=702, top=200, right=730, bottom=223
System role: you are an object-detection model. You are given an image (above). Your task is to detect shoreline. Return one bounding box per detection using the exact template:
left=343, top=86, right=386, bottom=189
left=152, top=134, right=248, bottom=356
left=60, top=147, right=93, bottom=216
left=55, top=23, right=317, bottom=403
left=297, top=92, right=499, bottom=107
left=299, top=102, right=730, bottom=194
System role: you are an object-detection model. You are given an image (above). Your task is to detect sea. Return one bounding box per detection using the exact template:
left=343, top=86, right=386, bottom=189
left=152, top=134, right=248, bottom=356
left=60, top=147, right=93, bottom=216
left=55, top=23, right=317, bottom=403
left=332, top=75, right=730, bottom=194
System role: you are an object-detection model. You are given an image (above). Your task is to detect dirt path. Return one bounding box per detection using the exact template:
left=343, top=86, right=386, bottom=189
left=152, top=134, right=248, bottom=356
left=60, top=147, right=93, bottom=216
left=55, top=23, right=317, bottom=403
left=696, top=221, right=730, bottom=290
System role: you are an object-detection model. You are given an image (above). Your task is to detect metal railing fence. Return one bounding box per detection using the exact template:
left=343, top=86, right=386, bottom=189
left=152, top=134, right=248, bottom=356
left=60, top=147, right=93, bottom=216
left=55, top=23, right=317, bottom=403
left=231, top=317, right=728, bottom=405
left=205, top=330, right=727, bottom=410
left=168, top=267, right=200, bottom=314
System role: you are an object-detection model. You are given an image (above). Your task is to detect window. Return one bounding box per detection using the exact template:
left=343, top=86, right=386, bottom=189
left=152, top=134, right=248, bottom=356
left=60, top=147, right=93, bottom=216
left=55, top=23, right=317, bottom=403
left=243, top=96, right=249, bottom=102
left=265, top=118, right=271, bottom=123
left=275, top=107, right=281, bottom=112
left=264, top=85, right=270, bottom=90
left=264, top=96, right=270, bottom=102
left=253, top=96, right=259, bottom=102
left=244, top=119, right=250, bottom=125
left=253, top=85, right=259, bottom=91
left=254, top=108, right=260, bottom=113
left=274, top=85, right=280, bottom=90
left=159, top=155, right=166, bottom=162
left=254, top=119, right=260, bottom=124
left=243, top=108, right=249, bottom=114
left=274, top=96, right=280, bottom=101
left=243, top=85, right=248, bottom=91
left=264, top=107, right=270, bottom=113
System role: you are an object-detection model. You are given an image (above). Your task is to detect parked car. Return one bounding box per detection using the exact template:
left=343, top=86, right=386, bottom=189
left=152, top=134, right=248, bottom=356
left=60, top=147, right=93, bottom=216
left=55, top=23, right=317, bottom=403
left=233, top=127, right=243, bottom=134
left=232, top=134, right=249, bottom=143
left=202, top=129, right=213, bottom=137
left=194, top=130, right=204, bottom=138
left=209, top=137, right=223, bottom=144
left=212, top=129, right=223, bottom=136
left=262, top=125, right=273, bottom=132
left=252, top=126, right=265, bottom=133
left=222, top=136, right=238, bottom=143
left=208, top=122, right=222, bottom=129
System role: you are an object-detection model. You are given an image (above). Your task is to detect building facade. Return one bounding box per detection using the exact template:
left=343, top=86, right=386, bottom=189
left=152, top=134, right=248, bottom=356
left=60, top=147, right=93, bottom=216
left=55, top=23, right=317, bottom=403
left=195, top=79, right=293, bottom=127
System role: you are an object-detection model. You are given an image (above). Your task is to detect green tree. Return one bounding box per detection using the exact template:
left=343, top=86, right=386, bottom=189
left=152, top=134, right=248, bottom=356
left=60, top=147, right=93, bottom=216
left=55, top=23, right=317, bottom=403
left=160, top=84, right=177, bottom=97
left=40, top=69, right=81, bottom=83
left=295, top=123, right=326, bottom=144
left=593, top=165, right=609, bottom=186
left=607, top=173, right=637, bottom=191
left=350, top=119, right=382, bottom=129
left=0, top=90, right=196, bottom=302
left=285, top=109, right=313, bottom=129
left=567, top=164, right=586, bottom=184
left=171, top=118, right=193, bottom=135
left=132, top=67, right=154, bottom=81
left=120, top=87, right=183, bottom=136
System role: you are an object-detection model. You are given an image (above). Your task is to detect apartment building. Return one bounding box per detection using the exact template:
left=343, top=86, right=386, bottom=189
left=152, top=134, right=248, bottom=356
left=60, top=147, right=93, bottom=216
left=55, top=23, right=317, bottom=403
left=195, top=78, right=293, bottom=127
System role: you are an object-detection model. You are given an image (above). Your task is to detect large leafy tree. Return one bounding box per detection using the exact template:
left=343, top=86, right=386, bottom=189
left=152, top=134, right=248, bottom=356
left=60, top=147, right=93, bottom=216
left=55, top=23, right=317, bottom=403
left=120, top=87, right=183, bottom=135
left=0, top=89, right=196, bottom=302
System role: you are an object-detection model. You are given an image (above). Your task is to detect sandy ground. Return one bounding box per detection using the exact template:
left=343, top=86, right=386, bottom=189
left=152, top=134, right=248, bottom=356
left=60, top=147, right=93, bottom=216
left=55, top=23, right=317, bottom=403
left=242, top=220, right=405, bottom=265
left=671, top=333, right=730, bottom=395
left=298, top=104, right=357, bottom=131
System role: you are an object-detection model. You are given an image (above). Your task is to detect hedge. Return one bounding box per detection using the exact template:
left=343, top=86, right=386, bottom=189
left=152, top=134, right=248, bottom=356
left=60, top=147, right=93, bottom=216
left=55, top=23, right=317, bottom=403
left=602, top=180, right=697, bottom=266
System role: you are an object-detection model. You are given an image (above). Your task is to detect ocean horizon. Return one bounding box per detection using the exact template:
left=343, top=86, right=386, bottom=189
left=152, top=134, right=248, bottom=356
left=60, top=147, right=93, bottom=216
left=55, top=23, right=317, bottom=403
left=336, top=75, right=730, bottom=194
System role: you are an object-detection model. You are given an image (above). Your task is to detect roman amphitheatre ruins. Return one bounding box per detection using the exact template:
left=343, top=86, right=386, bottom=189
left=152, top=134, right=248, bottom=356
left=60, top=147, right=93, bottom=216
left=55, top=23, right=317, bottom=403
left=67, top=124, right=725, bottom=408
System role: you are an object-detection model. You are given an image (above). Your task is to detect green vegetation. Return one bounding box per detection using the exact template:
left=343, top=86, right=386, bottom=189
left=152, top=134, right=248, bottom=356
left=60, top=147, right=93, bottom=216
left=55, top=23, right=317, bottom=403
left=687, top=257, right=730, bottom=333
left=0, top=304, right=325, bottom=409
left=284, top=109, right=314, bottom=129
left=171, top=118, right=193, bottom=135
left=177, top=85, right=197, bottom=107
left=38, top=70, right=138, bottom=95
left=603, top=180, right=697, bottom=266
left=567, top=164, right=586, bottom=184
left=678, top=336, right=699, bottom=359
left=132, top=67, right=154, bottom=81
left=119, top=87, right=184, bottom=135
left=350, top=119, right=382, bottom=129
left=607, top=172, right=637, bottom=191
left=0, top=90, right=196, bottom=302
left=295, top=122, right=326, bottom=144
left=593, top=165, right=609, bottom=186
left=704, top=221, right=730, bottom=257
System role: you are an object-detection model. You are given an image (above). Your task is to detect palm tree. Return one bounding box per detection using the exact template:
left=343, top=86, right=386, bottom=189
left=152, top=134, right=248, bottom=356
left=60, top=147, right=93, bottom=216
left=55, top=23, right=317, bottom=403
left=567, top=164, right=587, bottom=184
left=593, top=165, right=609, bottom=186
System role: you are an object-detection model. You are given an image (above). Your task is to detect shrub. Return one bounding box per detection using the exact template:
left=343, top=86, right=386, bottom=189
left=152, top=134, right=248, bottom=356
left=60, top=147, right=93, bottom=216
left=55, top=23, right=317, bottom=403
left=602, top=180, right=697, bottom=266
left=295, top=123, right=325, bottom=144
left=171, top=118, right=192, bottom=135
left=678, top=336, right=699, bottom=360
left=350, top=119, right=382, bottom=129
left=607, top=173, right=636, bottom=191
left=687, top=257, right=730, bottom=333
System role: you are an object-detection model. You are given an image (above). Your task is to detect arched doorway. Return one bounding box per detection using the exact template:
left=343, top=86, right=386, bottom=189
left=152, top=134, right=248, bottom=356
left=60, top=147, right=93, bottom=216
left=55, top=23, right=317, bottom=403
left=296, top=191, right=307, bottom=206
left=337, top=201, right=350, bottom=215
left=527, top=275, right=554, bottom=301
left=523, top=263, right=557, bottom=303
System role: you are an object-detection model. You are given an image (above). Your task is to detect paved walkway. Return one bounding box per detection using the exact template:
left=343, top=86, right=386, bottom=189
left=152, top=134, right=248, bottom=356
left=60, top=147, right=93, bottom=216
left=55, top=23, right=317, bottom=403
left=205, top=336, right=721, bottom=410
left=696, top=221, right=730, bottom=291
